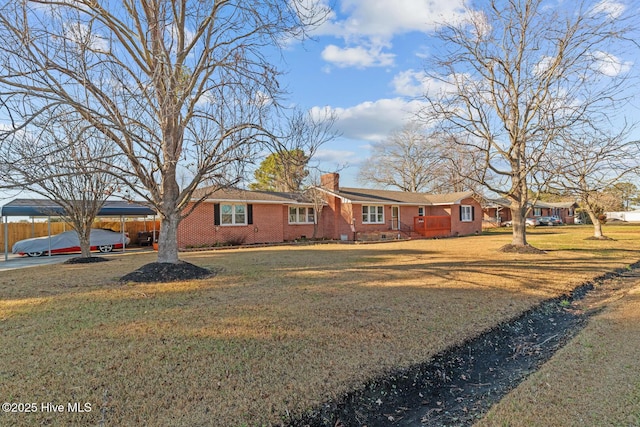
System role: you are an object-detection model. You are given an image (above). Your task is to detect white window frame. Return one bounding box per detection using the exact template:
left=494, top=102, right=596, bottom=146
left=220, top=203, right=247, bottom=226
left=288, top=206, right=315, bottom=224
left=461, top=205, right=473, bottom=222
left=534, top=207, right=542, bottom=217
left=362, top=205, right=384, bottom=224
left=418, top=206, right=425, bottom=217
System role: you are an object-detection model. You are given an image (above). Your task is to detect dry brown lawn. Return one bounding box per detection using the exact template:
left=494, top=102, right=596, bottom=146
left=476, top=263, right=640, bottom=427
left=1, top=225, right=639, bottom=426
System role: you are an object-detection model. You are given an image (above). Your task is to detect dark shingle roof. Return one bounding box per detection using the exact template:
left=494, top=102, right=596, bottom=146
left=331, top=187, right=475, bottom=205
left=190, top=186, right=314, bottom=204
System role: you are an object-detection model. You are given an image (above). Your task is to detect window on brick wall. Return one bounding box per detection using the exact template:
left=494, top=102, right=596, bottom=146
left=218, top=203, right=247, bottom=225
left=460, top=205, right=474, bottom=222
left=534, top=207, right=542, bottom=217
left=289, top=206, right=315, bottom=224
left=362, top=205, right=384, bottom=224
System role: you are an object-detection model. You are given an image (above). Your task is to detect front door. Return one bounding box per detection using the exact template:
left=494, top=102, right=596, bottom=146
left=392, top=205, right=400, bottom=230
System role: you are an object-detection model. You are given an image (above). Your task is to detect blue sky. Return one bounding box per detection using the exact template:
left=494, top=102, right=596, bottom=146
left=281, top=0, right=470, bottom=187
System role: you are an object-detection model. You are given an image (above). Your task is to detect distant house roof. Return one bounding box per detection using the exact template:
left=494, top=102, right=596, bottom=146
left=484, top=198, right=578, bottom=209
left=0, top=199, right=156, bottom=217
left=321, top=187, right=476, bottom=206
left=190, top=186, right=316, bottom=205
left=536, top=201, right=579, bottom=209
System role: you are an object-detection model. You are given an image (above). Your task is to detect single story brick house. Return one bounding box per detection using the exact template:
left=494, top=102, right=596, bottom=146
left=177, top=173, right=483, bottom=248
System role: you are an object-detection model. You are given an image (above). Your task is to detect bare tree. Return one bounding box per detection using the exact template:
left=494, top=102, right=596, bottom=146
left=265, top=107, right=339, bottom=189
left=544, top=126, right=640, bottom=239
left=606, top=182, right=639, bottom=211
left=434, top=134, right=486, bottom=194
left=0, top=1, right=328, bottom=264
left=419, top=0, right=636, bottom=249
left=358, top=123, right=448, bottom=192
left=0, top=109, right=121, bottom=257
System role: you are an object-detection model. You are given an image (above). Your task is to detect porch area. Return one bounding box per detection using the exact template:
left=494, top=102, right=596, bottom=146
left=413, top=216, right=451, bottom=238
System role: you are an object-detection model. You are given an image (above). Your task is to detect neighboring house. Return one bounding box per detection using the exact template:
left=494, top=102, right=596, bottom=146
left=177, top=173, right=483, bottom=248
left=484, top=198, right=578, bottom=225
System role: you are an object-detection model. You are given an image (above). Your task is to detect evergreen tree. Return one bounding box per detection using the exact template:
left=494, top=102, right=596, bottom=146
left=250, top=149, right=309, bottom=192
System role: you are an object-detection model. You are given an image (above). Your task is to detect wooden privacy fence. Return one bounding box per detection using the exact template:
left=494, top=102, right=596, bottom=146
left=414, top=215, right=451, bottom=238
left=0, top=219, right=160, bottom=250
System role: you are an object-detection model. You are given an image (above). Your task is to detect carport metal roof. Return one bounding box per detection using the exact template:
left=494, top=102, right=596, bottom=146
left=0, top=198, right=156, bottom=217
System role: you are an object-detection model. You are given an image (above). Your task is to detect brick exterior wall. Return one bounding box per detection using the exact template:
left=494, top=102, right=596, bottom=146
left=449, top=197, right=483, bottom=236
left=178, top=202, right=327, bottom=248
left=320, top=191, right=354, bottom=240
left=344, top=199, right=483, bottom=237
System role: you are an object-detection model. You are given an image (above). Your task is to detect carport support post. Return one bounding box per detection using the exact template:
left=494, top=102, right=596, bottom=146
left=3, top=215, right=8, bottom=262
left=121, top=216, right=126, bottom=252
left=47, top=217, right=52, bottom=257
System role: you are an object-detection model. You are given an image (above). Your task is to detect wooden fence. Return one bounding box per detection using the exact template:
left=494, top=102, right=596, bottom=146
left=0, top=219, right=160, bottom=250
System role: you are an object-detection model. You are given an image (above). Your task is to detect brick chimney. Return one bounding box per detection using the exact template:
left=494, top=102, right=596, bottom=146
left=320, top=173, right=340, bottom=192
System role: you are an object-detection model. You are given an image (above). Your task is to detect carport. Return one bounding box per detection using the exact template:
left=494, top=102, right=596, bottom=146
left=1, top=199, right=156, bottom=261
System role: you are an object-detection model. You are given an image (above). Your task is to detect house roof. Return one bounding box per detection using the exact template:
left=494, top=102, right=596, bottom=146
left=325, top=187, right=475, bottom=206
left=191, top=182, right=476, bottom=207
left=0, top=199, right=156, bottom=217
left=190, top=186, right=315, bottom=205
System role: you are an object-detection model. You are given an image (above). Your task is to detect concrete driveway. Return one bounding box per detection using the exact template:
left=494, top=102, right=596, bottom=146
left=0, top=248, right=152, bottom=271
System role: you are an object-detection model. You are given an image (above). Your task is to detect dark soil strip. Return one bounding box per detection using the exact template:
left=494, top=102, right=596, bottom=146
left=290, top=264, right=640, bottom=427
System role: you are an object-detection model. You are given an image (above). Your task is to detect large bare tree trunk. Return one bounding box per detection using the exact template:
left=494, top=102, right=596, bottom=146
left=510, top=204, right=528, bottom=247
left=157, top=213, right=180, bottom=264
left=586, top=210, right=605, bottom=239
left=78, top=226, right=92, bottom=258
left=157, top=168, right=181, bottom=264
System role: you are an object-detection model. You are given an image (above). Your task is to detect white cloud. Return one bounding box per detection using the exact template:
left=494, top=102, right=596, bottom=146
left=590, top=0, right=626, bottom=19
left=325, top=98, right=427, bottom=142
left=533, top=55, right=556, bottom=78
left=591, top=50, right=632, bottom=77
left=317, top=0, right=468, bottom=39
left=64, top=22, right=109, bottom=53
left=321, top=44, right=395, bottom=68
left=391, top=69, right=462, bottom=98
left=315, top=0, right=469, bottom=69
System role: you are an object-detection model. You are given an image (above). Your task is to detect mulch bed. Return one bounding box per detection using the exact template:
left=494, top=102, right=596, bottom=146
left=119, top=261, right=214, bottom=283
left=498, top=244, right=547, bottom=254
left=64, top=256, right=110, bottom=264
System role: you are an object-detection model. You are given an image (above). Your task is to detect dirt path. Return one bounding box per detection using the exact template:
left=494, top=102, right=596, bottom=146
left=291, top=263, right=640, bottom=427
